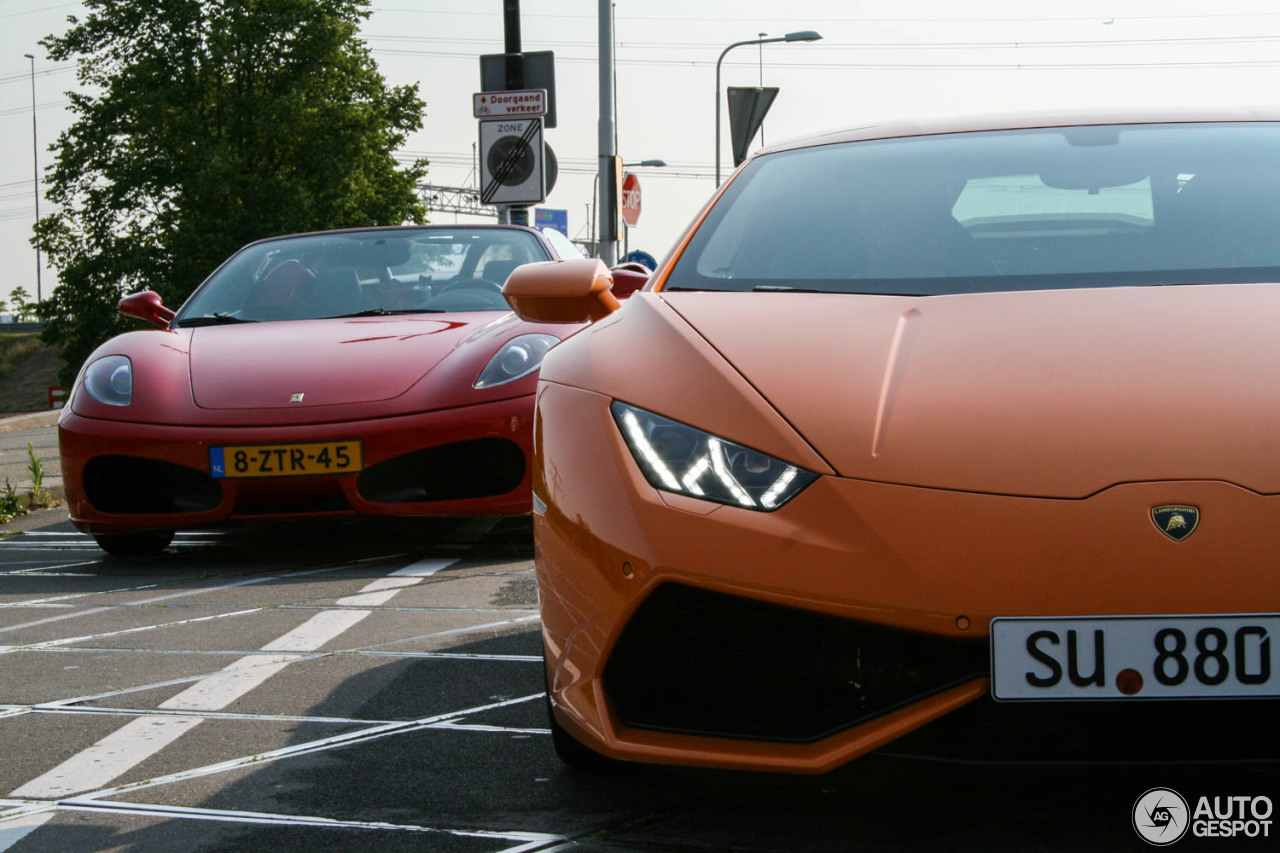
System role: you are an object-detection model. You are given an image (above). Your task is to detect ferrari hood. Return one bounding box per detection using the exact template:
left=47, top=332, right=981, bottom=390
left=188, top=315, right=484, bottom=409
left=662, top=284, right=1280, bottom=498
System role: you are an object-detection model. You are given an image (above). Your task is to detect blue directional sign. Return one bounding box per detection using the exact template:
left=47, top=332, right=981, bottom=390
left=534, top=207, right=569, bottom=236
left=622, top=250, right=657, bottom=271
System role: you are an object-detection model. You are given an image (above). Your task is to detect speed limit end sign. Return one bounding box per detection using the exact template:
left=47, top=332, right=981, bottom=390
left=479, top=117, right=546, bottom=206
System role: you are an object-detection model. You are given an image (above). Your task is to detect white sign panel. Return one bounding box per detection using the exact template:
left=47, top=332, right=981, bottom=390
left=473, top=89, right=548, bottom=119
left=479, top=117, right=546, bottom=206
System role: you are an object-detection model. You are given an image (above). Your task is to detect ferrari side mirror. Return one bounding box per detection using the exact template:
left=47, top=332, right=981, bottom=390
left=118, top=290, right=175, bottom=330
left=503, top=258, right=621, bottom=324
left=608, top=262, right=650, bottom=300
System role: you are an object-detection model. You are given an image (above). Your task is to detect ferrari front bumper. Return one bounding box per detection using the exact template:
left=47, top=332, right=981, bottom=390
left=59, top=395, right=534, bottom=534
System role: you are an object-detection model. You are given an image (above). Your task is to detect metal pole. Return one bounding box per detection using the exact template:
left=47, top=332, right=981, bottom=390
left=758, top=33, right=766, bottom=147
left=714, top=32, right=821, bottom=186
left=590, top=172, right=599, bottom=258
left=502, top=0, right=522, bottom=88
left=716, top=39, right=767, bottom=187
left=597, top=0, right=616, bottom=265
left=24, top=53, right=40, bottom=308
left=502, top=0, right=528, bottom=227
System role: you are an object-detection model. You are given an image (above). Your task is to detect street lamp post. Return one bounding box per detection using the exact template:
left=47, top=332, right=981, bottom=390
left=714, top=30, right=821, bottom=186
left=23, top=53, right=41, bottom=310
left=620, top=160, right=666, bottom=258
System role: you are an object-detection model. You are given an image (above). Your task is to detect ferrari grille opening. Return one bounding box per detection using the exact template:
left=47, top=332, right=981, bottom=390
left=83, top=456, right=222, bottom=515
left=604, top=583, right=987, bottom=744
left=356, top=438, right=525, bottom=504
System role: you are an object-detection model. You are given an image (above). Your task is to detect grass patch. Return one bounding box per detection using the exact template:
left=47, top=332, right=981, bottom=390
left=0, top=442, right=59, bottom=523
left=0, top=333, right=47, bottom=379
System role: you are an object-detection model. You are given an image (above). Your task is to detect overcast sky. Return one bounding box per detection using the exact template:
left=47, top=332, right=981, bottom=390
left=5, top=0, right=1280, bottom=312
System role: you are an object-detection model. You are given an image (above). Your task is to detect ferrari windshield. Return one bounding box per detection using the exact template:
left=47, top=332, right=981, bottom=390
left=664, top=122, right=1280, bottom=295
left=175, top=227, right=549, bottom=324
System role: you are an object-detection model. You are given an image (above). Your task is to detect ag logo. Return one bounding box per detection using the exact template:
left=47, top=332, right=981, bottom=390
left=1134, top=788, right=1190, bottom=845
left=1151, top=505, right=1198, bottom=542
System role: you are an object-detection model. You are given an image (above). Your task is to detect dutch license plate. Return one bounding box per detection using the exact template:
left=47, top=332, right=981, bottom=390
left=209, top=441, right=363, bottom=479
left=991, top=615, right=1280, bottom=700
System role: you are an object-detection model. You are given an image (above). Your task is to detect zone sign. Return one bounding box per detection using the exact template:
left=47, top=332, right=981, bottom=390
left=478, top=117, right=546, bottom=206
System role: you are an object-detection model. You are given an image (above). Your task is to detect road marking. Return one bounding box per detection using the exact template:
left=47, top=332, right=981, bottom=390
left=0, top=812, right=54, bottom=852
left=0, top=550, right=409, bottom=609
left=0, top=607, right=113, bottom=634
left=0, top=607, right=266, bottom=656
left=335, top=557, right=455, bottom=606
left=52, top=800, right=560, bottom=844
left=8, top=558, right=457, bottom=799
left=10, top=715, right=205, bottom=798
left=74, top=693, right=542, bottom=803
left=389, top=557, right=456, bottom=577
left=260, top=609, right=370, bottom=652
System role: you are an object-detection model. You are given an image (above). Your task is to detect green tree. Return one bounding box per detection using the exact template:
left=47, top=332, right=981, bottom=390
left=8, top=287, right=34, bottom=322
left=35, top=0, right=427, bottom=383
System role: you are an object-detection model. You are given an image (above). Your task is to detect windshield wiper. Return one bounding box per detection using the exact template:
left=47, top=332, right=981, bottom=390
left=321, top=307, right=450, bottom=318
left=177, top=313, right=257, bottom=327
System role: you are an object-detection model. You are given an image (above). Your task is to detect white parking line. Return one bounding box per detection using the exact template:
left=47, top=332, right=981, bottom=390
left=10, top=716, right=206, bottom=798
left=0, top=812, right=53, bottom=853
left=335, top=557, right=456, bottom=606
left=54, top=800, right=561, bottom=843
left=76, top=693, right=542, bottom=802
left=0, top=607, right=113, bottom=635
left=8, top=558, right=458, bottom=799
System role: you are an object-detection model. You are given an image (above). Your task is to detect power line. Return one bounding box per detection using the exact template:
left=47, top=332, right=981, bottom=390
left=365, top=32, right=1280, bottom=52
left=0, top=66, right=73, bottom=87
left=372, top=7, right=1280, bottom=26
left=0, top=99, right=69, bottom=118
left=371, top=47, right=1280, bottom=71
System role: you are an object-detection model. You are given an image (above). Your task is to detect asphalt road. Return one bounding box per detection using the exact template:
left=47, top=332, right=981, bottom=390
left=1, top=491, right=1279, bottom=849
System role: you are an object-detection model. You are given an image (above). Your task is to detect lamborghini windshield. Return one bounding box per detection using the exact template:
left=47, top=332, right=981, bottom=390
left=175, top=227, right=548, bottom=325
left=664, top=122, right=1280, bottom=295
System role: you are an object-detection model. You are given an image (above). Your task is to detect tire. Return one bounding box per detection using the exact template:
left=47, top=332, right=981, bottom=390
left=93, top=529, right=175, bottom=557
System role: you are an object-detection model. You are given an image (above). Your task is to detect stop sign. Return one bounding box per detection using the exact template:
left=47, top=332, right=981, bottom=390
left=621, top=172, right=642, bottom=227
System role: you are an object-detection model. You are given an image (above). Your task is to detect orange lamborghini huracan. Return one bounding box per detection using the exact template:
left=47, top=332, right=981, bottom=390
left=505, top=108, right=1280, bottom=773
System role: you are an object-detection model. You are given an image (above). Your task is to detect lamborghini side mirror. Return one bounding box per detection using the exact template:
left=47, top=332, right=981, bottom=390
left=502, top=258, right=621, bottom=324
left=118, top=290, right=175, bottom=330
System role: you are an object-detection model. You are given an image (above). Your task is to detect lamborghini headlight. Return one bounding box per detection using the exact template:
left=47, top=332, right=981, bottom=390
left=83, top=355, right=132, bottom=406
left=611, top=401, right=817, bottom=511
left=474, top=334, right=559, bottom=389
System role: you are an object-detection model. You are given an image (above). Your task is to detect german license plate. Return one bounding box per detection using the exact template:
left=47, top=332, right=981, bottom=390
left=209, top=441, right=363, bottom=479
left=991, top=615, right=1280, bottom=700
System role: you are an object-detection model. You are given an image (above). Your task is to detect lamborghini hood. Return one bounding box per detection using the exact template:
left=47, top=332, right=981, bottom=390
left=188, top=315, right=482, bottom=409
left=662, top=283, right=1280, bottom=498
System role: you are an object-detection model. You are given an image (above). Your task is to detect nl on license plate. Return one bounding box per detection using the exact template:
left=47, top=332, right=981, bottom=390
left=209, top=441, right=363, bottom=479
left=991, top=615, right=1280, bottom=700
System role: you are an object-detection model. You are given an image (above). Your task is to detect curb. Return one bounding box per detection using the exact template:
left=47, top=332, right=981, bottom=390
left=0, top=504, right=70, bottom=535
left=0, top=410, right=60, bottom=434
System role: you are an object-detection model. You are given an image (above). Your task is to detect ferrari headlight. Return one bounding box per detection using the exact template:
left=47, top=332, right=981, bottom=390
left=611, top=402, right=817, bottom=511
left=83, top=355, right=132, bottom=406
left=474, top=334, right=559, bottom=389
